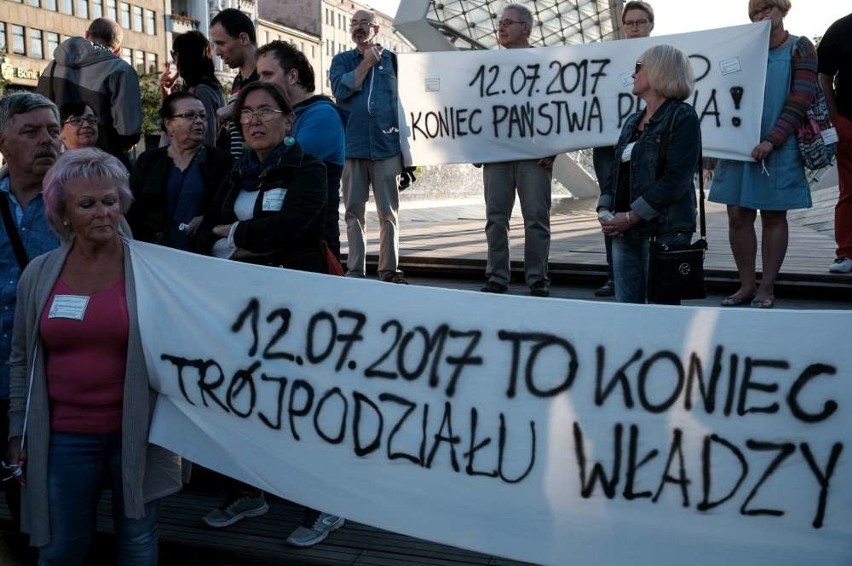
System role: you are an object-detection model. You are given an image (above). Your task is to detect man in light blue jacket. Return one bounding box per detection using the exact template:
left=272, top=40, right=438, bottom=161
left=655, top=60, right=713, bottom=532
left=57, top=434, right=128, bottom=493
left=330, top=9, right=407, bottom=284
left=258, top=41, right=348, bottom=258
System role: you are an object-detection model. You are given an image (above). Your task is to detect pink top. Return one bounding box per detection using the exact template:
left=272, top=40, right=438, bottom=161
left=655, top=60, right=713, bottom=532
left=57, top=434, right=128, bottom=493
left=40, top=278, right=129, bottom=433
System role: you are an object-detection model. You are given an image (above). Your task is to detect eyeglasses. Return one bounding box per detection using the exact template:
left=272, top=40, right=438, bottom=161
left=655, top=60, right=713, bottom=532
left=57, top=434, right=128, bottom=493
left=350, top=20, right=373, bottom=28
left=172, top=112, right=207, bottom=122
left=239, top=107, right=284, bottom=123
left=623, top=18, right=650, bottom=28
left=65, top=116, right=97, bottom=127
left=498, top=19, right=526, bottom=28
left=749, top=5, right=773, bottom=20
left=634, top=61, right=644, bottom=74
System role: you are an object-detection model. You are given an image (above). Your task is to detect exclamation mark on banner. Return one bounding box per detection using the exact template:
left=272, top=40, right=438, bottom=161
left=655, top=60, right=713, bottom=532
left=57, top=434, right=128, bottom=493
left=730, top=86, right=744, bottom=127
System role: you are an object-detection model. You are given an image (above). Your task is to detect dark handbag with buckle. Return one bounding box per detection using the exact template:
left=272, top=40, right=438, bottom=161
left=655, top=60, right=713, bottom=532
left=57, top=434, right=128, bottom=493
left=647, top=147, right=707, bottom=303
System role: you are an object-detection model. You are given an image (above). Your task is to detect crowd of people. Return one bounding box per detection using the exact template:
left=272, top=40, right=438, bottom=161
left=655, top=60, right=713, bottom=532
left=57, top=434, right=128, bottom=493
left=0, top=0, right=848, bottom=563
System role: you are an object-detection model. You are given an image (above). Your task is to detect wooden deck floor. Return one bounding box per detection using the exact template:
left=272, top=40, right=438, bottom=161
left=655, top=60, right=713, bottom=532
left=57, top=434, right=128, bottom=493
left=0, top=471, right=534, bottom=566
left=359, top=184, right=852, bottom=290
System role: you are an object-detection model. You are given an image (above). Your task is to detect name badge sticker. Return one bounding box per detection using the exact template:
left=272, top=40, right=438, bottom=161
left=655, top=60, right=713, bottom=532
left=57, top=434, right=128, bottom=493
left=48, top=295, right=90, bottom=320
left=262, top=188, right=287, bottom=212
left=821, top=127, right=839, bottom=145
left=719, top=57, right=742, bottom=76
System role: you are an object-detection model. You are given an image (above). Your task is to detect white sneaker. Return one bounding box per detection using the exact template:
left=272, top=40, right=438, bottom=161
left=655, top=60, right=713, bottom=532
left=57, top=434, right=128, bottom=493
left=285, top=510, right=344, bottom=547
left=202, top=494, right=269, bottom=528
left=829, top=257, right=852, bottom=273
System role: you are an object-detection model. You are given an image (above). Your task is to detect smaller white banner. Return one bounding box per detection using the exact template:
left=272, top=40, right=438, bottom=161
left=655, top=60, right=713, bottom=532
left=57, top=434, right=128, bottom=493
left=397, top=23, right=770, bottom=166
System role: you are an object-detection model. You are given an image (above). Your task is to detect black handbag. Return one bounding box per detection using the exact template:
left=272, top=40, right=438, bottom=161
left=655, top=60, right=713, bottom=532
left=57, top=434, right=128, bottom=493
left=647, top=150, right=707, bottom=303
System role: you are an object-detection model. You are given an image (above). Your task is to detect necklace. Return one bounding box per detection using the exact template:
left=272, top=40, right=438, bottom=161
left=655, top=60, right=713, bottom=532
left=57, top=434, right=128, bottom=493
left=770, top=30, right=790, bottom=50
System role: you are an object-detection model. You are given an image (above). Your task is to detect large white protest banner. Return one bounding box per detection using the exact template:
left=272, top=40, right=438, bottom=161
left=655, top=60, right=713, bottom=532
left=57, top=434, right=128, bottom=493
left=398, top=23, right=769, bottom=166
left=132, top=242, right=852, bottom=566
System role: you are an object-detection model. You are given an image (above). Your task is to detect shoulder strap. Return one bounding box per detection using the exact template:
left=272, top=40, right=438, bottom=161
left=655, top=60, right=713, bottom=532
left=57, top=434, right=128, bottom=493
left=0, top=192, right=30, bottom=270
left=697, top=149, right=707, bottom=242
left=390, top=51, right=398, bottom=77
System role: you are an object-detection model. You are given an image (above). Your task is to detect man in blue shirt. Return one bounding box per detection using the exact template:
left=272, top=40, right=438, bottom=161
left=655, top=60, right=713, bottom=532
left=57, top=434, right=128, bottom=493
left=0, top=92, right=62, bottom=541
left=330, top=10, right=407, bottom=283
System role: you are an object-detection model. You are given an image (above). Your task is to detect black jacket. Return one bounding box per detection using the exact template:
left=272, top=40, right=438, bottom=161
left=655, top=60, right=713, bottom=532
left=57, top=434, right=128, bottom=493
left=128, top=145, right=233, bottom=247
left=195, top=141, right=328, bottom=273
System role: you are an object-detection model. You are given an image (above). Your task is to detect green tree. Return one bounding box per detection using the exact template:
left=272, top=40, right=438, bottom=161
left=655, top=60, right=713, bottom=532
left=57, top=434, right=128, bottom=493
left=139, top=72, right=162, bottom=134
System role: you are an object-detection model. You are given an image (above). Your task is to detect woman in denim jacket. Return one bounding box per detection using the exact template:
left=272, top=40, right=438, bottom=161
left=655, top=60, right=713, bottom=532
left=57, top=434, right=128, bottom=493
left=597, top=44, right=701, bottom=304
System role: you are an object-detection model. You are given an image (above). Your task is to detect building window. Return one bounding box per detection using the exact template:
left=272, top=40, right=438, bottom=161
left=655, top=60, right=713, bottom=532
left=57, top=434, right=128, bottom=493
left=132, top=6, right=142, bottom=31
left=12, top=25, right=25, bottom=55
left=46, top=32, right=59, bottom=58
left=144, top=9, right=155, bottom=34
left=0, top=23, right=6, bottom=55
left=29, top=29, right=43, bottom=59
left=76, top=0, right=88, bottom=18
left=134, top=50, right=144, bottom=74
left=27, top=0, right=40, bottom=7
left=60, top=0, right=72, bottom=14
left=106, top=0, right=116, bottom=20
left=92, top=0, right=103, bottom=18
left=146, top=52, right=157, bottom=74
left=121, top=47, right=131, bottom=65
left=119, top=2, right=130, bottom=29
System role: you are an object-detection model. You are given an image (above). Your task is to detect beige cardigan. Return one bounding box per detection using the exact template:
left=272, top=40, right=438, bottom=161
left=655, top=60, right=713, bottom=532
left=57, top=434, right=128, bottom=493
left=8, top=240, right=184, bottom=547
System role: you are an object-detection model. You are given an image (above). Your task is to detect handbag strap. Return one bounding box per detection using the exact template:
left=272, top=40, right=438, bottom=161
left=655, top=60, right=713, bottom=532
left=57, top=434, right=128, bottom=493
left=697, top=149, right=706, bottom=242
left=0, top=191, right=30, bottom=270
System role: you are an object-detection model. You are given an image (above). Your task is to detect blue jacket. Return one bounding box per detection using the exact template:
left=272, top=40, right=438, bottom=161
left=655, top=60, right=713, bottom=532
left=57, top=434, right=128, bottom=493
left=330, top=48, right=401, bottom=160
left=292, top=95, right=348, bottom=167
left=598, top=99, right=700, bottom=236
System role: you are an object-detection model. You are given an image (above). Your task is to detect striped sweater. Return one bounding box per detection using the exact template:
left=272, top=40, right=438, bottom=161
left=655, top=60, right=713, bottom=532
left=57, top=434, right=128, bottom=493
left=763, top=35, right=818, bottom=148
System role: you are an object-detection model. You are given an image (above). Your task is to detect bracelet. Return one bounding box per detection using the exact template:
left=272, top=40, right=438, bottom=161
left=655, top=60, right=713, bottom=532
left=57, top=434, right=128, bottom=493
left=626, top=211, right=633, bottom=225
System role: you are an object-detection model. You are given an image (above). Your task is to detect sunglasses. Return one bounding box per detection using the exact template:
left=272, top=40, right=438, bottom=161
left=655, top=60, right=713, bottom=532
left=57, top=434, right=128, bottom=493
left=634, top=61, right=643, bottom=74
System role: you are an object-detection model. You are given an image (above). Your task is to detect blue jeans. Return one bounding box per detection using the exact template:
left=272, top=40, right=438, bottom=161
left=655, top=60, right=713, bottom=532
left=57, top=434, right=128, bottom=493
left=39, top=432, right=159, bottom=566
left=612, top=231, right=693, bottom=304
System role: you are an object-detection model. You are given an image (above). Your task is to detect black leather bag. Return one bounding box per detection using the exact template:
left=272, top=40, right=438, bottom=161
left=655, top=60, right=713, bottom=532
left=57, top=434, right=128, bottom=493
left=646, top=146, right=708, bottom=303
left=647, top=238, right=707, bottom=302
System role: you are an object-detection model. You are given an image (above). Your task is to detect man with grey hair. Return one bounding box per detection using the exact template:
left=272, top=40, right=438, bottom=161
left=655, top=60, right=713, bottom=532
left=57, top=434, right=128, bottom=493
left=0, top=92, right=62, bottom=554
left=481, top=3, right=555, bottom=297
left=37, top=17, right=141, bottom=169
left=331, top=9, right=407, bottom=284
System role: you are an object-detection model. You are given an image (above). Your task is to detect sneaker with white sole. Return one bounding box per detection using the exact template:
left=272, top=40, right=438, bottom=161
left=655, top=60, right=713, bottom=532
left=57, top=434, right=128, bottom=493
left=202, top=494, right=269, bottom=528
left=828, top=257, right=852, bottom=273
left=829, top=257, right=852, bottom=273
left=285, top=510, right=344, bottom=548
